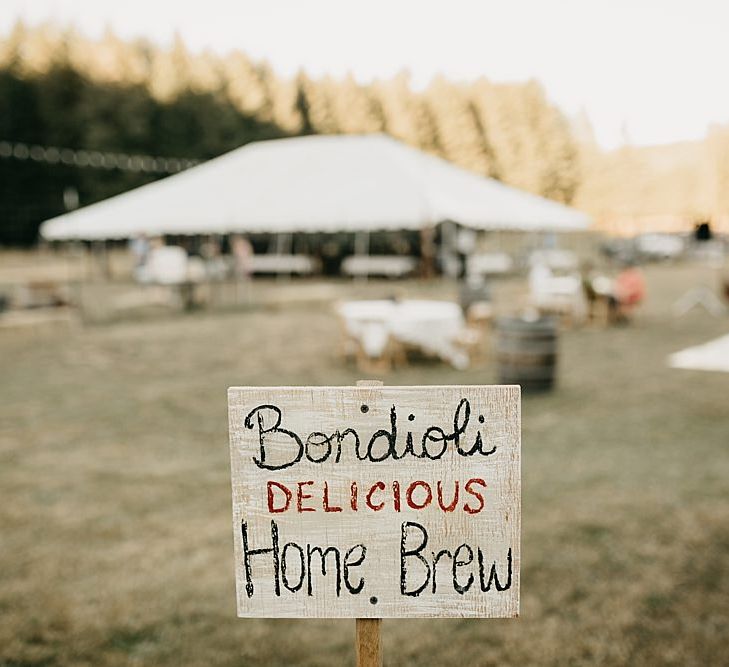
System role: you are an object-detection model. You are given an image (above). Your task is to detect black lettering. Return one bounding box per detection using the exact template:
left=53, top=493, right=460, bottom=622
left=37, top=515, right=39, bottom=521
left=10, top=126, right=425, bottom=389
left=452, top=398, right=472, bottom=455
left=431, top=548, right=453, bottom=594
left=452, top=544, right=474, bottom=594
left=343, top=544, right=367, bottom=594
left=306, top=545, right=342, bottom=596
left=478, top=547, right=513, bottom=592
left=245, top=405, right=304, bottom=471
left=281, top=542, right=305, bottom=592
left=305, top=431, right=333, bottom=463
left=421, top=426, right=448, bottom=459
left=367, top=405, right=397, bottom=462
left=240, top=519, right=280, bottom=597
left=453, top=399, right=496, bottom=457
left=400, top=521, right=431, bottom=596
left=335, top=428, right=364, bottom=462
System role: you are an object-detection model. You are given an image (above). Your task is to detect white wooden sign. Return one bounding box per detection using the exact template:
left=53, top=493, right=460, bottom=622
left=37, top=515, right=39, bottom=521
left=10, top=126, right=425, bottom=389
left=228, top=385, right=520, bottom=618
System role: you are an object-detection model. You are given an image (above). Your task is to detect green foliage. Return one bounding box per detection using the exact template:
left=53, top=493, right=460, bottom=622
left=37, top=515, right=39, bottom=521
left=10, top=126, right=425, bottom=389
left=0, top=23, right=581, bottom=245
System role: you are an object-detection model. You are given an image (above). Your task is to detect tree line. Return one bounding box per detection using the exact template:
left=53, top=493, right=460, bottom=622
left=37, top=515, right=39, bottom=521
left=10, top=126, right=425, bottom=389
left=5, top=22, right=727, bottom=245
left=0, top=23, right=582, bottom=245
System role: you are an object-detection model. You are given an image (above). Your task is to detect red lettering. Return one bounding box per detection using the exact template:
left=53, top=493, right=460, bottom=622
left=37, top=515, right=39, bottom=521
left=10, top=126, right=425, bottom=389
left=323, top=481, right=342, bottom=512
left=366, top=481, right=386, bottom=511
left=463, top=478, right=487, bottom=514
left=393, top=480, right=401, bottom=512
left=296, top=481, right=315, bottom=512
left=350, top=481, right=358, bottom=511
left=270, top=479, right=482, bottom=515
left=267, top=481, right=292, bottom=513
left=406, top=480, right=433, bottom=510
left=436, top=480, right=459, bottom=512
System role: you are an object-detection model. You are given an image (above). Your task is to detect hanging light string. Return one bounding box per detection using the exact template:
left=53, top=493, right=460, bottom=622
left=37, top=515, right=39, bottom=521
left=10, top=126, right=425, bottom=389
left=0, top=139, right=201, bottom=174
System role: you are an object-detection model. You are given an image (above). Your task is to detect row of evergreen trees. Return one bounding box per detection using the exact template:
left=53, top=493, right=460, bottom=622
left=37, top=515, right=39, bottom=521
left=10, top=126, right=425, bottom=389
left=0, top=23, right=581, bottom=245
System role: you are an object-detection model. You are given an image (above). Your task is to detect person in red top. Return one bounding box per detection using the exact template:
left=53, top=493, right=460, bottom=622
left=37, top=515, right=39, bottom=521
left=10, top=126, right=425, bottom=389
left=614, top=261, right=646, bottom=322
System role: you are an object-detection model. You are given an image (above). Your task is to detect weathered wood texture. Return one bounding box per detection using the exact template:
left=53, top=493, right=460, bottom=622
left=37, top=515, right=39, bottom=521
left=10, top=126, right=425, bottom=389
left=228, top=385, right=520, bottom=618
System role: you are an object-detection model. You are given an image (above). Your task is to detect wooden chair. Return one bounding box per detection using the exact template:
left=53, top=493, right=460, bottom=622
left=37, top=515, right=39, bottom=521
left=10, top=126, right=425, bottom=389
left=354, top=334, right=407, bottom=374
left=452, top=326, right=486, bottom=366
left=336, top=311, right=360, bottom=362
left=466, top=301, right=493, bottom=329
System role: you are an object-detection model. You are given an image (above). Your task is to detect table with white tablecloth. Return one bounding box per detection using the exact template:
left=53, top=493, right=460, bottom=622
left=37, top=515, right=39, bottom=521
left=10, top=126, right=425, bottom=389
left=466, top=252, right=514, bottom=278
left=340, top=255, right=418, bottom=278
left=337, top=299, right=469, bottom=369
left=249, top=254, right=317, bottom=275
left=668, top=334, right=729, bottom=373
left=529, top=263, right=587, bottom=322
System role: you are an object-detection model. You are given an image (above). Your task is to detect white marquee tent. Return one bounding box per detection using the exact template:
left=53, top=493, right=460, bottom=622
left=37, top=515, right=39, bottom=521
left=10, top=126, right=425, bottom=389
left=40, top=134, right=590, bottom=241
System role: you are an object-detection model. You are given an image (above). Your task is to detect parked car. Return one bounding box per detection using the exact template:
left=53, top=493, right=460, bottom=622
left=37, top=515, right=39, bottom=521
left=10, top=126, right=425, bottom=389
left=635, top=233, right=685, bottom=261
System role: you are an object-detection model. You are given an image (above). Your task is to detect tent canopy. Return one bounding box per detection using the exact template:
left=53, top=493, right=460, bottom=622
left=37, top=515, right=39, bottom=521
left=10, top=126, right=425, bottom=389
left=40, top=134, right=591, bottom=241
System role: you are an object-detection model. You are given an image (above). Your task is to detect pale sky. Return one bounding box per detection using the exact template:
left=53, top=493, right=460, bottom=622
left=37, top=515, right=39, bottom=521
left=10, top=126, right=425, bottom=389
left=3, top=0, right=729, bottom=149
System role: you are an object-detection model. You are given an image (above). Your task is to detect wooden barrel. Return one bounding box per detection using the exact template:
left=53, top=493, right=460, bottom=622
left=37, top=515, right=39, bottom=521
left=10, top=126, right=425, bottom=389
left=496, top=317, right=558, bottom=392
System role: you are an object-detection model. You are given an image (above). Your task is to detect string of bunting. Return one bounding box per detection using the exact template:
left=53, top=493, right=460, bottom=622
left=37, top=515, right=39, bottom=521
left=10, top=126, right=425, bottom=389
left=0, top=139, right=201, bottom=174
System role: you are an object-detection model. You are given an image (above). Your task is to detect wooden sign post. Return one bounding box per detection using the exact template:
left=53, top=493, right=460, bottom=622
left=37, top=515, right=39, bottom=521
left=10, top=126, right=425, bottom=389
left=355, top=380, right=384, bottom=667
left=228, top=383, right=520, bottom=664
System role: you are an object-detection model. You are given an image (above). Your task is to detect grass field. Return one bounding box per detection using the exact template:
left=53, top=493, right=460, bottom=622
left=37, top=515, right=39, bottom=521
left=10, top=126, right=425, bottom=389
left=1, top=262, right=728, bottom=666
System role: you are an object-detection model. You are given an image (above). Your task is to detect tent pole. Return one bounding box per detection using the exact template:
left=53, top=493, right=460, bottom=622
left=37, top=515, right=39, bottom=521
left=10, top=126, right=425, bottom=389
left=276, top=233, right=292, bottom=283
left=103, top=240, right=112, bottom=281
left=420, top=226, right=435, bottom=279
left=65, top=240, right=81, bottom=319
left=83, top=242, right=91, bottom=283
left=92, top=241, right=100, bottom=280
left=445, top=221, right=459, bottom=279
left=94, top=241, right=108, bottom=281
left=354, top=230, right=370, bottom=284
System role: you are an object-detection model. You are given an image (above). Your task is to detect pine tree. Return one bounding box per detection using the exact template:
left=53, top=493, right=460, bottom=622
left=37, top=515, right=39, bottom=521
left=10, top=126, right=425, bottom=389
left=188, top=49, right=223, bottom=94
left=148, top=33, right=191, bottom=101
left=410, top=92, right=441, bottom=155
left=295, top=73, right=339, bottom=134
left=16, top=22, right=65, bottom=75
left=259, top=64, right=303, bottom=134
left=223, top=51, right=271, bottom=120
left=328, top=74, right=384, bottom=134
left=426, top=76, right=491, bottom=175
left=67, top=28, right=148, bottom=86
left=372, top=72, right=420, bottom=146
left=0, top=19, right=26, bottom=69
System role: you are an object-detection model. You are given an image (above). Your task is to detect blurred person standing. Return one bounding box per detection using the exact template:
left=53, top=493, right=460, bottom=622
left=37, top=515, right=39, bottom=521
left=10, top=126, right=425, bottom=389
left=231, top=234, right=253, bottom=279
left=129, top=234, right=150, bottom=270
left=614, top=261, right=646, bottom=322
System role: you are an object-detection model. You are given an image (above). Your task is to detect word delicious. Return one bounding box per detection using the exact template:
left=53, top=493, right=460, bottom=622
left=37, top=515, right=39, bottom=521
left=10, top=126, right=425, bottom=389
left=244, top=398, right=496, bottom=470
left=266, top=478, right=488, bottom=515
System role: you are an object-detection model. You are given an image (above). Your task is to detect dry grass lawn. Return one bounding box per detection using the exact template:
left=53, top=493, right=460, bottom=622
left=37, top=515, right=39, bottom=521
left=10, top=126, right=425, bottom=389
left=1, top=262, right=728, bottom=666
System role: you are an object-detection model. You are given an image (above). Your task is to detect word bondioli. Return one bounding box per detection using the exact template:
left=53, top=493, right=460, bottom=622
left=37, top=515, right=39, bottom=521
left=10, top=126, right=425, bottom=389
left=243, top=399, right=497, bottom=471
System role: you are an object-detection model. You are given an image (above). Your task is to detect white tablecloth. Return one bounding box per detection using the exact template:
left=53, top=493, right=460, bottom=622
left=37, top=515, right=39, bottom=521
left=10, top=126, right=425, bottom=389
left=249, top=254, right=316, bottom=274
left=529, top=265, right=586, bottom=320
left=338, top=299, right=468, bottom=368
left=341, top=255, right=418, bottom=278
left=668, top=334, right=729, bottom=373
left=466, top=252, right=514, bottom=278
left=528, top=249, right=579, bottom=272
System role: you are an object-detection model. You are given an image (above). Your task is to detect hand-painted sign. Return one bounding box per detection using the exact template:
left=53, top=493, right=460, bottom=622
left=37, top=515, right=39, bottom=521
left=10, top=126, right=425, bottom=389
left=228, top=385, right=520, bottom=618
